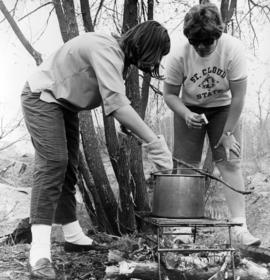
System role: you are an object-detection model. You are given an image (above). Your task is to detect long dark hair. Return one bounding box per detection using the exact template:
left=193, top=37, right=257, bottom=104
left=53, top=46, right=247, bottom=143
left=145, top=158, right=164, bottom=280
left=183, top=3, right=224, bottom=41
left=120, top=20, right=170, bottom=79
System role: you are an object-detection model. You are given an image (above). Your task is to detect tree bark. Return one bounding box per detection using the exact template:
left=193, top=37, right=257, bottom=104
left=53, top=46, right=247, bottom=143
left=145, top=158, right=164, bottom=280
left=53, top=0, right=69, bottom=42
left=79, top=111, right=119, bottom=234
left=76, top=171, right=98, bottom=227
left=123, top=0, right=151, bottom=214
left=61, top=0, right=79, bottom=39
left=127, top=69, right=151, bottom=212
left=220, top=0, right=237, bottom=32
left=80, top=0, right=94, bottom=32
left=78, top=149, right=113, bottom=233
left=117, top=137, right=137, bottom=233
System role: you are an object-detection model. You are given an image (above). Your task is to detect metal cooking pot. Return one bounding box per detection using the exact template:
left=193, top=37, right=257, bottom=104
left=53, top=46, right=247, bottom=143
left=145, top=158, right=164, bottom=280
left=151, top=169, right=206, bottom=218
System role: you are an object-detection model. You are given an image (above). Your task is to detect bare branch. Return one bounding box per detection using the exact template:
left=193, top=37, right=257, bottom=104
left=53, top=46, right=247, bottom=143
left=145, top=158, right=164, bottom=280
left=0, top=137, right=25, bottom=152
left=32, top=7, right=55, bottom=44
left=0, top=117, right=24, bottom=140
left=93, top=0, right=105, bottom=27
left=18, top=2, right=54, bottom=22
left=248, top=0, right=270, bottom=15
left=0, top=0, right=42, bottom=65
left=11, top=0, right=19, bottom=17
left=0, top=0, right=18, bottom=23
left=247, top=0, right=259, bottom=51
left=112, top=0, right=121, bottom=34
left=141, top=0, right=147, bottom=22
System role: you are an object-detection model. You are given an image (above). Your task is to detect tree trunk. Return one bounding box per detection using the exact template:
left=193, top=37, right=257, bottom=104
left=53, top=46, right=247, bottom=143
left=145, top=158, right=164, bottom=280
left=117, top=137, right=137, bottom=233
left=79, top=111, right=119, bottom=234
left=132, top=0, right=155, bottom=212
left=220, top=0, right=237, bottom=32
left=78, top=150, right=113, bottom=233
left=53, top=0, right=69, bottom=42
left=61, top=0, right=79, bottom=39
left=80, top=0, right=94, bottom=32
left=102, top=111, right=138, bottom=233
left=123, top=0, right=151, bottom=214
left=76, top=171, right=98, bottom=228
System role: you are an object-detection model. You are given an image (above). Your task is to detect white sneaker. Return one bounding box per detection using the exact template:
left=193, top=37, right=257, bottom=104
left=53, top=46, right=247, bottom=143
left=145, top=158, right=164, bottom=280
left=232, top=228, right=261, bottom=247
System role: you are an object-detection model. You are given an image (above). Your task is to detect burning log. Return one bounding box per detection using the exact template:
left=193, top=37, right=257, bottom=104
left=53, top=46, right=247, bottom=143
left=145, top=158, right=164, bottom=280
left=239, top=245, right=270, bottom=263
left=105, top=260, right=269, bottom=280
left=105, top=260, right=159, bottom=279
left=105, top=249, right=270, bottom=280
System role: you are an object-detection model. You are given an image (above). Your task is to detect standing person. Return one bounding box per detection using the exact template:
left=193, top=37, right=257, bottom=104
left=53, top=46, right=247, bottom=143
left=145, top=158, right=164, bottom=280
left=22, top=20, right=173, bottom=279
left=164, top=3, right=260, bottom=247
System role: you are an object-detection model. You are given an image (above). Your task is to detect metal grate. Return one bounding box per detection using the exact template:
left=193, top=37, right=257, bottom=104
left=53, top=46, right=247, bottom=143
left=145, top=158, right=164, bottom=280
left=137, top=213, right=241, bottom=280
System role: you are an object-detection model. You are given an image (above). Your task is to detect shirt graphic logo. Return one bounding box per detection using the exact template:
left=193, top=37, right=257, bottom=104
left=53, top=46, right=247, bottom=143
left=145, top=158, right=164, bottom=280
left=198, top=74, right=219, bottom=90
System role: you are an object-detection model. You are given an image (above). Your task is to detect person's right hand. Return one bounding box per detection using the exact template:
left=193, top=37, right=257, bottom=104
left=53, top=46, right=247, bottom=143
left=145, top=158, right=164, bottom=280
left=143, top=135, right=173, bottom=173
left=184, top=111, right=204, bottom=129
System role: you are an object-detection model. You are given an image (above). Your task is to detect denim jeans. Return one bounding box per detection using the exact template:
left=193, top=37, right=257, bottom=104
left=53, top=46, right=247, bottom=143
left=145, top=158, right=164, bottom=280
left=173, top=105, right=241, bottom=164
left=21, top=83, right=79, bottom=225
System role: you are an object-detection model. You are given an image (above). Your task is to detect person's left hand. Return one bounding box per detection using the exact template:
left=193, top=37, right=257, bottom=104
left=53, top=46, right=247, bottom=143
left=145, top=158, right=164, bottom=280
left=214, top=133, right=241, bottom=160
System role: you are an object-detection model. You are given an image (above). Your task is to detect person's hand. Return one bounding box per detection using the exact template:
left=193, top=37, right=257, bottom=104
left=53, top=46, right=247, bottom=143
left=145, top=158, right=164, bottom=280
left=214, top=133, right=241, bottom=160
left=143, top=135, right=173, bottom=173
left=184, top=111, right=204, bottom=129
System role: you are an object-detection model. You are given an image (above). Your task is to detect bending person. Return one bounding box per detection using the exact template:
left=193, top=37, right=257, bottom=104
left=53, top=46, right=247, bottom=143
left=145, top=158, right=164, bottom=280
left=22, top=20, right=173, bottom=279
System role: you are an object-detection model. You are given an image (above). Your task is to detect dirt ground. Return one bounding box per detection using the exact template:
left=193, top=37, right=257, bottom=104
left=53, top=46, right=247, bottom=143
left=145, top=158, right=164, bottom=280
left=1, top=151, right=270, bottom=279
left=0, top=242, right=107, bottom=280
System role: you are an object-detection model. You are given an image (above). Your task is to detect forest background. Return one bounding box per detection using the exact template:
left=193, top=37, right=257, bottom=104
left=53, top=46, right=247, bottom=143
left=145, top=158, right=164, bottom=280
left=0, top=0, right=270, bottom=240
left=0, top=0, right=270, bottom=279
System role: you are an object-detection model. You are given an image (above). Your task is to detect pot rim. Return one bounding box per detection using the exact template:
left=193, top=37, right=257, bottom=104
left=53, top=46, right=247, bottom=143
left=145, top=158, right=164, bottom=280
left=152, top=173, right=205, bottom=178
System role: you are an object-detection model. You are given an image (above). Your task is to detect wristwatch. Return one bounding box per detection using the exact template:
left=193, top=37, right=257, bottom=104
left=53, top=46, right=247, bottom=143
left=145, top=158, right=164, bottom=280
left=224, top=131, right=233, bottom=136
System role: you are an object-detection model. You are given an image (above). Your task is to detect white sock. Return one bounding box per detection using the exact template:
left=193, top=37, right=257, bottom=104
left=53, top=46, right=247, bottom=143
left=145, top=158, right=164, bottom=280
left=231, top=217, right=247, bottom=231
left=62, top=220, right=93, bottom=245
left=30, top=224, right=51, bottom=266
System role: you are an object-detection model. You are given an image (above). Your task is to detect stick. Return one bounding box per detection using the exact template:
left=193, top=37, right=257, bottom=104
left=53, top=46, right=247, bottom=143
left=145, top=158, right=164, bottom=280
left=173, top=157, right=251, bottom=195
left=120, top=126, right=251, bottom=195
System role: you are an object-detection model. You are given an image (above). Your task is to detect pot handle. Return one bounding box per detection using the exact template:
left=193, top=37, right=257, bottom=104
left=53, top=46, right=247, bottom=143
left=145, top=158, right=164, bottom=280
left=150, top=168, right=201, bottom=176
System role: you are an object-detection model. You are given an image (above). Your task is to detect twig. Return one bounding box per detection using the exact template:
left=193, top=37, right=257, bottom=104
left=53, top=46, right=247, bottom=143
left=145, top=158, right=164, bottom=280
left=18, top=2, right=54, bottom=22
left=120, top=126, right=251, bottom=195
left=208, top=254, right=231, bottom=280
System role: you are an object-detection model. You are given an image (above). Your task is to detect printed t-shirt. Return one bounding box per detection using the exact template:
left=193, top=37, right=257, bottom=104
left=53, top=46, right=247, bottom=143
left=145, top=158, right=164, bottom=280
left=164, top=33, right=247, bottom=108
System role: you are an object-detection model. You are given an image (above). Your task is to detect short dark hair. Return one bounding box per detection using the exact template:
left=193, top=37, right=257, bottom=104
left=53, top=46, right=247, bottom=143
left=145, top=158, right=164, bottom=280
left=183, top=3, right=224, bottom=41
left=121, top=20, right=170, bottom=79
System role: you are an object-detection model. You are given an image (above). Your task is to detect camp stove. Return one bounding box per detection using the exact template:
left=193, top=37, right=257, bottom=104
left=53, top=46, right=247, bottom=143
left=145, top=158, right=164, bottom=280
left=137, top=213, right=242, bottom=280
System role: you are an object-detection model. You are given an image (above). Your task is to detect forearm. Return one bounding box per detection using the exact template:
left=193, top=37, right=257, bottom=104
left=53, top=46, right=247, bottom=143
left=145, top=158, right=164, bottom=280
left=164, top=94, right=190, bottom=119
left=223, top=79, right=247, bottom=133
left=112, top=105, right=157, bottom=143
left=223, top=98, right=244, bottom=133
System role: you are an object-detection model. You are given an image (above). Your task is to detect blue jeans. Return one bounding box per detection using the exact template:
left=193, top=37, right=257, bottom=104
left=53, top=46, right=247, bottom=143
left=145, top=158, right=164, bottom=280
left=21, top=83, right=79, bottom=225
left=173, top=105, right=241, bottom=164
